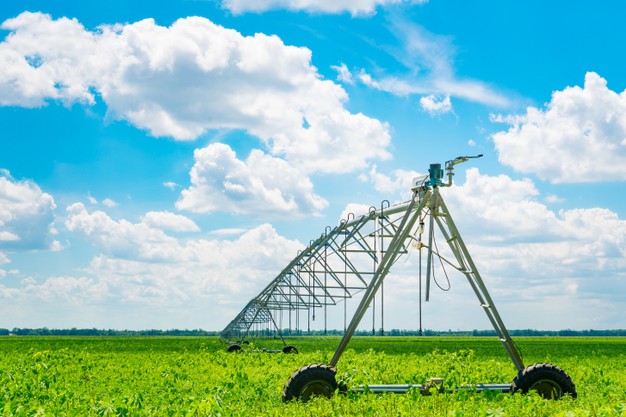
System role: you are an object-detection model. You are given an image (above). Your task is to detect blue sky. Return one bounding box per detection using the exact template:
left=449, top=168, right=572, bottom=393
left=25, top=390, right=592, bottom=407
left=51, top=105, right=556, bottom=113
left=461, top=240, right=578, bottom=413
left=1, top=0, right=625, bottom=331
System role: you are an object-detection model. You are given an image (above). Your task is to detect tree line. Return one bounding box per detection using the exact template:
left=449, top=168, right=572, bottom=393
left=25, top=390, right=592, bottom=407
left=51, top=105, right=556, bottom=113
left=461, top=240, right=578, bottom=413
left=2, top=327, right=625, bottom=337
left=0, top=328, right=216, bottom=336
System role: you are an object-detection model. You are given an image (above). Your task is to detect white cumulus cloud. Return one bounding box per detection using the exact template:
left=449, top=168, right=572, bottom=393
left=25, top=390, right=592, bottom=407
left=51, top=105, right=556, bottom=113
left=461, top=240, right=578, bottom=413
left=65, top=203, right=187, bottom=262
left=21, top=276, right=108, bottom=304
left=420, top=94, right=452, bottom=116
left=176, top=143, right=328, bottom=217
left=0, top=12, right=391, bottom=175
left=140, top=211, right=200, bottom=233
left=102, top=198, right=118, bottom=208
left=0, top=170, right=59, bottom=252
left=443, top=168, right=626, bottom=281
left=0, top=13, right=99, bottom=107
left=59, top=203, right=304, bottom=315
left=65, top=202, right=303, bottom=267
left=0, top=220, right=303, bottom=328
left=373, top=168, right=626, bottom=329
left=359, top=164, right=421, bottom=196
left=492, top=72, right=626, bottom=183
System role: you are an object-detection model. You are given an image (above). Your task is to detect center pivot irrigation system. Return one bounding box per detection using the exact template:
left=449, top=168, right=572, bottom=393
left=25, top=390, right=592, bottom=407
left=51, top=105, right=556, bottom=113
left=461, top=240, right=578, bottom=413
left=220, top=156, right=577, bottom=401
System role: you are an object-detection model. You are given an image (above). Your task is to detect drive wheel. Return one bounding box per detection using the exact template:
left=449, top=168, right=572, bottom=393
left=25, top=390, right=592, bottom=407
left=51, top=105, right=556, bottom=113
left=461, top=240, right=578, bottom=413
left=511, top=362, right=576, bottom=399
left=226, top=344, right=242, bottom=353
left=282, top=364, right=343, bottom=402
left=282, top=345, right=298, bottom=354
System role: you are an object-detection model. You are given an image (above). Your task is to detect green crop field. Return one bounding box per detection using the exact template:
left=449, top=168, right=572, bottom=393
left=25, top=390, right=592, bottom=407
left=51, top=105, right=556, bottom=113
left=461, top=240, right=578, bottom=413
left=0, top=336, right=624, bottom=416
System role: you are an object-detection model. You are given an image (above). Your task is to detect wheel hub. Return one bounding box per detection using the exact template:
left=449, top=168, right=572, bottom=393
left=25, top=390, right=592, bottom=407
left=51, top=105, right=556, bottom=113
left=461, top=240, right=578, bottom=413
left=530, top=379, right=563, bottom=399
left=301, top=379, right=333, bottom=399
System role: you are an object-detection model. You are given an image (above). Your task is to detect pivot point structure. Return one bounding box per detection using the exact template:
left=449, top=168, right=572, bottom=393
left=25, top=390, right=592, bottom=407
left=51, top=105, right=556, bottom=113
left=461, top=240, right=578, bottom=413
left=222, top=156, right=577, bottom=401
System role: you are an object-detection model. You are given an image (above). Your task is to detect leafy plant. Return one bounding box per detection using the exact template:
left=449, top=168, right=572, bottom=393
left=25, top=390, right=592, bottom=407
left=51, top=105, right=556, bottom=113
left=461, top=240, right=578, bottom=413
left=0, top=336, right=623, bottom=416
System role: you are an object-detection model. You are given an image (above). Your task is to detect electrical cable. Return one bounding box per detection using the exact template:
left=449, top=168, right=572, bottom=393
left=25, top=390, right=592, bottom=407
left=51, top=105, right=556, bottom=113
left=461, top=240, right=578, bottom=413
left=431, top=227, right=451, bottom=292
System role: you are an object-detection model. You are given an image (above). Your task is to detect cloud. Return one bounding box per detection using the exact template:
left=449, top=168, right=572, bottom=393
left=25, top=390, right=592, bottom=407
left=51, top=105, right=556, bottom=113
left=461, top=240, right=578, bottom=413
left=355, top=18, right=510, bottom=107
left=65, top=203, right=186, bottom=262
left=82, top=222, right=301, bottom=298
left=209, top=228, right=248, bottom=236
left=0, top=13, right=99, bottom=107
left=359, top=164, right=421, bottom=196
left=221, top=0, right=428, bottom=16
left=20, top=276, right=108, bottom=304
left=0, top=231, right=19, bottom=242
left=140, top=211, right=200, bottom=232
left=0, top=170, right=59, bottom=252
left=163, top=181, right=179, bottom=190
left=338, top=203, right=374, bottom=223
left=57, top=203, right=304, bottom=312
left=545, top=194, right=565, bottom=204
left=65, top=202, right=303, bottom=266
left=361, top=168, right=626, bottom=330
left=420, top=94, right=452, bottom=116
left=102, top=198, right=118, bottom=208
left=492, top=72, right=626, bottom=183
left=444, top=168, right=553, bottom=242
left=331, top=62, right=354, bottom=85
left=0, top=12, right=391, bottom=174
left=443, top=168, right=626, bottom=280
left=0, top=220, right=303, bottom=328
left=176, top=143, right=328, bottom=217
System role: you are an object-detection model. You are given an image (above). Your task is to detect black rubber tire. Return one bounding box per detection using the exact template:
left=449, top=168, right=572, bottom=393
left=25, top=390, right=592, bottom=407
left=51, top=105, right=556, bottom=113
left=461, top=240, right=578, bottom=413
left=282, top=345, right=298, bottom=354
left=241, top=340, right=250, bottom=345
left=282, top=364, right=343, bottom=402
left=511, top=362, right=577, bottom=399
left=226, top=344, right=242, bottom=353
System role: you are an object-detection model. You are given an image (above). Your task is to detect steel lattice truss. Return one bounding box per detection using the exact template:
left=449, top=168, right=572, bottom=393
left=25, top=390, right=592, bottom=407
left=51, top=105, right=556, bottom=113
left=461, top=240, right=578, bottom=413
left=220, top=199, right=418, bottom=343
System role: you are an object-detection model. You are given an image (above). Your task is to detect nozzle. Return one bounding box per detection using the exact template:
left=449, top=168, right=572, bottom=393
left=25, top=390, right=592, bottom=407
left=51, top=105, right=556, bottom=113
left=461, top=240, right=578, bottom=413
left=446, top=154, right=483, bottom=168
left=443, top=154, right=483, bottom=186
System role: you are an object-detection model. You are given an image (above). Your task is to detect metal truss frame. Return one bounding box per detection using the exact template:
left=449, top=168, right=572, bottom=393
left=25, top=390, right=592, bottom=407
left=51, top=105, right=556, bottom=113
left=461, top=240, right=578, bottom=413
left=220, top=199, right=414, bottom=344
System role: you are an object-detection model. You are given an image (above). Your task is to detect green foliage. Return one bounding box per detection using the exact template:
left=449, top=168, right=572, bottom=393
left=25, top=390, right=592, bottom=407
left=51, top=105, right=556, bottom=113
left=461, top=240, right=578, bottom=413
left=0, top=336, right=624, bottom=416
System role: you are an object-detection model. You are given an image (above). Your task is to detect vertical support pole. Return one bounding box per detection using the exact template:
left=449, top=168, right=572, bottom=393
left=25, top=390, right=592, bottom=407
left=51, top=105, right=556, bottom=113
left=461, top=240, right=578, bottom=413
left=288, top=284, right=292, bottom=336
left=324, top=229, right=329, bottom=335
left=266, top=306, right=287, bottom=346
left=295, top=269, right=300, bottom=334
left=425, top=188, right=437, bottom=302
left=344, top=250, right=347, bottom=332
left=379, top=204, right=386, bottom=336
left=373, top=213, right=378, bottom=336
left=418, top=227, right=423, bottom=336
